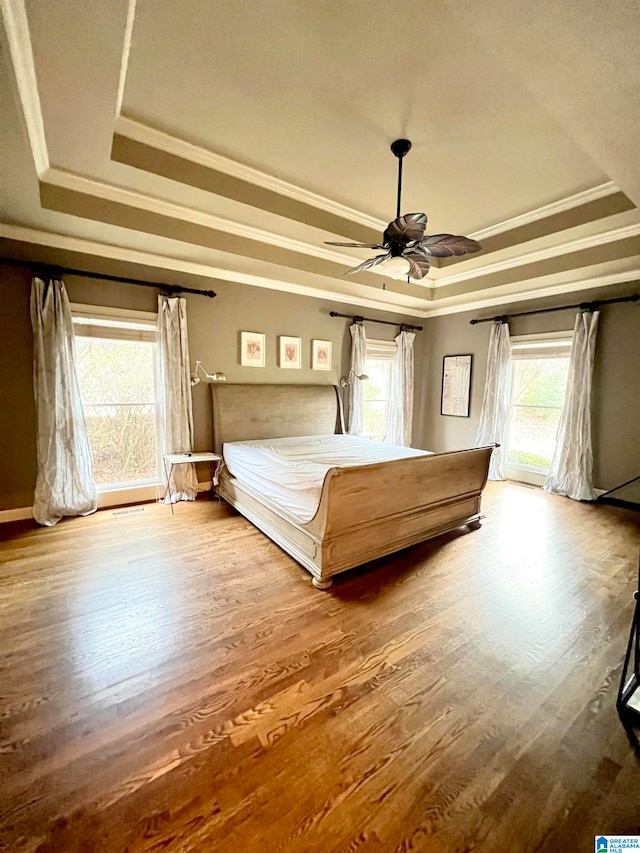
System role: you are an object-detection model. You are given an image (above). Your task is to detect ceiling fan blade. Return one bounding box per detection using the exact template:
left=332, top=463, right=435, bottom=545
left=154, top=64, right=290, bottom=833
left=403, top=248, right=431, bottom=280
left=324, top=241, right=385, bottom=248
left=346, top=252, right=391, bottom=275
left=384, top=213, right=428, bottom=245
left=420, top=234, right=482, bottom=257
left=385, top=213, right=427, bottom=245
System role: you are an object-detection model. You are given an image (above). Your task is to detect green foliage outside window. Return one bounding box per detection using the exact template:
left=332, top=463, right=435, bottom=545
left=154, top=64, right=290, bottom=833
left=512, top=357, right=569, bottom=407
left=362, top=359, right=392, bottom=440
left=506, top=354, right=570, bottom=471
left=75, top=337, right=160, bottom=486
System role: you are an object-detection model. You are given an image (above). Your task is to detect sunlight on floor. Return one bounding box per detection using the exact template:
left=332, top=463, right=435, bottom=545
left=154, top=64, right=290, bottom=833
left=69, top=556, right=180, bottom=695
left=481, top=485, right=577, bottom=672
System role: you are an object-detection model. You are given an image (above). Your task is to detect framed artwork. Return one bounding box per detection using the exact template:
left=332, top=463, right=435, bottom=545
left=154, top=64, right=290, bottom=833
left=311, top=339, right=332, bottom=371
left=441, top=354, right=473, bottom=417
left=279, top=335, right=302, bottom=369
left=240, top=331, right=266, bottom=367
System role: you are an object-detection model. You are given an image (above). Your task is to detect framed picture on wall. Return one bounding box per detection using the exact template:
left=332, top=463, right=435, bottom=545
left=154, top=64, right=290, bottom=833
left=441, top=354, right=473, bottom=417
left=240, top=331, right=266, bottom=367
left=311, top=339, right=332, bottom=371
left=279, top=336, right=302, bottom=369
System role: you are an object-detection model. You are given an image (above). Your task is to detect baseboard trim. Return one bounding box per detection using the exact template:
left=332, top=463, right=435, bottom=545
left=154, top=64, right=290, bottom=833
left=504, top=468, right=546, bottom=488
left=1, top=481, right=214, bottom=523
left=0, top=506, right=33, bottom=523
left=97, top=484, right=161, bottom=508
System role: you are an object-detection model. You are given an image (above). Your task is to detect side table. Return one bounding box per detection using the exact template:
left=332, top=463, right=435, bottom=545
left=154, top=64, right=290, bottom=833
left=162, top=452, right=222, bottom=514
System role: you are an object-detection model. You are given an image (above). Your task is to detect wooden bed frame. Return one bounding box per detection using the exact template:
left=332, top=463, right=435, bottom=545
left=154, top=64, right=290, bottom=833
left=211, top=383, right=494, bottom=589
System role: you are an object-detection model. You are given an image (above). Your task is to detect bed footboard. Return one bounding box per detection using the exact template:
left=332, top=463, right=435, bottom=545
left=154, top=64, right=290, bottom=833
left=219, top=444, right=494, bottom=589
left=307, top=444, right=494, bottom=583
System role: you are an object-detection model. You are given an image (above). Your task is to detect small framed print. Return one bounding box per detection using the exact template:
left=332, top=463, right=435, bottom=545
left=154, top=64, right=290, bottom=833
left=441, top=354, right=473, bottom=417
left=279, top=335, right=302, bottom=369
left=240, top=331, right=266, bottom=367
left=312, top=339, right=332, bottom=371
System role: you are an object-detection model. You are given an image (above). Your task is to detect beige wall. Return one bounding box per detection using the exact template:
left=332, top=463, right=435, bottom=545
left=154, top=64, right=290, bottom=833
left=416, top=282, right=640, bottom=491
left=0, top=266, right=38, bottom=508
left=0, top=263, right=422, bottom=510
left=7, top=259, right=634, bottom=509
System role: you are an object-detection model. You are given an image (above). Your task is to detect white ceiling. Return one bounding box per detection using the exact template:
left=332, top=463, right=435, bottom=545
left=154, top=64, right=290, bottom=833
left=1, top=0, right=639, bottom=318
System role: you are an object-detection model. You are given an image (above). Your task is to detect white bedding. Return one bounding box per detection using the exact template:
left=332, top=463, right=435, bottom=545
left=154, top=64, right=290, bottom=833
left=223, top=434, right=431, bottom=522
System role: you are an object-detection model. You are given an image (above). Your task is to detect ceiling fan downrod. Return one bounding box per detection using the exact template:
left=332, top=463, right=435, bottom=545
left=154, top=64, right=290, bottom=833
left=391, top=138, right=412, bottom=218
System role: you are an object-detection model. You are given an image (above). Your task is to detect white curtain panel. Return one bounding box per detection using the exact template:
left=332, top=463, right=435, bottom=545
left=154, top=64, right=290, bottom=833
left=474, top=321, right=512, bottom=480
left=30, top=277, right=97, bottom=526
left=347, top=322, right=367, bottom=435
left=157, top=295, right=197, bottom=502
left=387, top=330, right=415, bottom=446
left=544, top=310, right=600, bottom=501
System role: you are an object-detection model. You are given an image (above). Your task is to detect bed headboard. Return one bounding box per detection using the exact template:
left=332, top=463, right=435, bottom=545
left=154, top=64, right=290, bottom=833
left=210, top=383, right=344, bottom=454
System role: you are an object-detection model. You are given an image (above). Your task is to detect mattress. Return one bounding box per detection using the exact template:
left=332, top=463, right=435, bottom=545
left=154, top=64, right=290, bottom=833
left=223, top=434, right=430, bottom=522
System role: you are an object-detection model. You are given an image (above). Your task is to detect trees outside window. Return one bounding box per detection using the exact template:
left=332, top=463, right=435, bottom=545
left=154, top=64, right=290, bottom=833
left=504, top=334, right=572, bottom=483
left=362, top=340, right=396, bottom=441
left=72, top=310, right=162, bottom=489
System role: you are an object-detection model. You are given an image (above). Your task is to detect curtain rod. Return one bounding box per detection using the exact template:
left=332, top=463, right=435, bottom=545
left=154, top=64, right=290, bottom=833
left=469, top=293, right=639, bottom=325
left=329, top=310, right=422, bottom=331
left=0, top=257, right=217, bottom=299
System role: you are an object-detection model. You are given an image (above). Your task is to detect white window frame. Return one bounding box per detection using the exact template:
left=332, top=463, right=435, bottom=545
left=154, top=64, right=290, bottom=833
left=71, top=303, right=164, bottom=505
left=503, top=330, right=573, bottom=487
left=362, top=339, right=397, bottom=441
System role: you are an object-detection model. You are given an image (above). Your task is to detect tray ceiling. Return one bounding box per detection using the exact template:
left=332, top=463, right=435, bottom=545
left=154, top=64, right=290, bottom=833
left=1, top=0, right=639, bottom=317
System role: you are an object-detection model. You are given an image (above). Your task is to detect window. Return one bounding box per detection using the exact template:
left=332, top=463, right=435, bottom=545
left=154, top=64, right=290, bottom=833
left=362, top=339, right=396, bottom=441
left=504, top=332, right=572, bottom=484
left=72, top=305, right=162, bottom=490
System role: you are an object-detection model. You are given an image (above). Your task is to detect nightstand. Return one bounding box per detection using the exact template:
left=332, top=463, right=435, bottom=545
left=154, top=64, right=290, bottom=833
left=162, top=452, right=222, bottom=513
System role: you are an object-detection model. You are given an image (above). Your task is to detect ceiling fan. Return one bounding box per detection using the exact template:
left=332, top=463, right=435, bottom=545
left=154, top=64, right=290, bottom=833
left=326, top=139, right=482, bottom=281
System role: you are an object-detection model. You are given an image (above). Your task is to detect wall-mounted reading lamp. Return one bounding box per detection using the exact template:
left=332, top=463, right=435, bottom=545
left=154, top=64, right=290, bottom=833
left=190, top=361, right=227, bottom=386
left=339, top=369, right=369, bottom=388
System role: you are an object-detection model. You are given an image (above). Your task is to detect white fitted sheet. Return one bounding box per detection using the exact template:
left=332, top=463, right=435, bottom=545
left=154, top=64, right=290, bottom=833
left=223, top=434, right=431, bottom=523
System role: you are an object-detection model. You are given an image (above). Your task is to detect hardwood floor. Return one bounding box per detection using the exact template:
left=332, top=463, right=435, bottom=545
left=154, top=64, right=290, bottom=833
left=0, top=482, right=639, bottom=852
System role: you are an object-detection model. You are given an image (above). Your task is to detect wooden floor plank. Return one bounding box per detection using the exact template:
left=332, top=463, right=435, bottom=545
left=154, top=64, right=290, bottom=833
left=0, top=483, right=639, bottom=852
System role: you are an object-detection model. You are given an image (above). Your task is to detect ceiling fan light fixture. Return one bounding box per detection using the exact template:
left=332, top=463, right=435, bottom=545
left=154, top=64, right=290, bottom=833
left=382, top=256, right=412, bottom=280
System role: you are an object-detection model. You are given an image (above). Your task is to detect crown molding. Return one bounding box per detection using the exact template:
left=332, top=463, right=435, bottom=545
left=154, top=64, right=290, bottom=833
left=114, top=0, right=137, bottom=119
left=42, top=167, right=377, bottom=270
left=46, top=167, right=637, bottom=290
left=0, top=0, right=625, bottom=260
left=0, top=223, right=431, bottom=317
left=421, top=269, right=640, bottom=319
left=114, top=117, right=625, bottom=247
left=469, top=181, right=621, bottom=241
left=0, top=5, right=382, bottom=265
left=0, top=0, right=48, bottom=175
left=3, top=224, right=637, bottom=321
left=114, top=116, right=388, bottom=233
left=432, top=221, right=640, bottom=287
